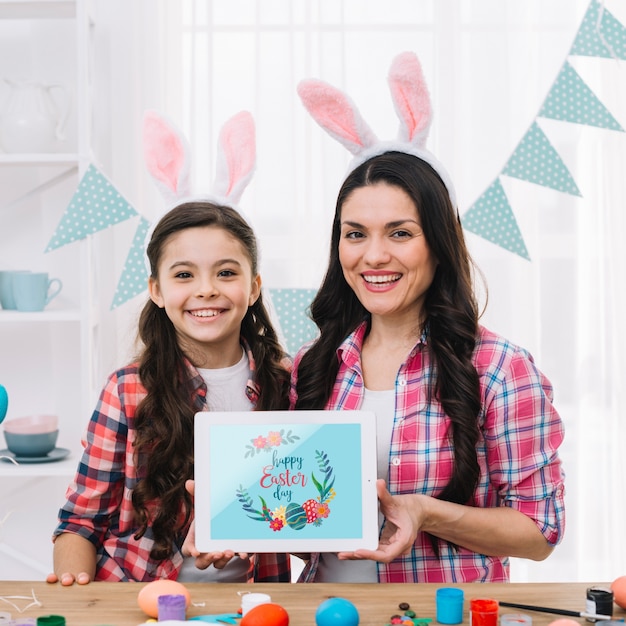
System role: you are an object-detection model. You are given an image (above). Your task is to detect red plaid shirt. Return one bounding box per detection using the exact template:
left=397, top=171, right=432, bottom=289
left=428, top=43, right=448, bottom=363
left=54, top=342, right=291, bottom=582
left=290, top=322, right=566, bottom=583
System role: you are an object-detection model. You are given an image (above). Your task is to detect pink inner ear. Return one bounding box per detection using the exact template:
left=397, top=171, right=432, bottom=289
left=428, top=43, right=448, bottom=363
left=144, top=115, right=186, bottom=193
left=313, top=98, right=365, bottom=147
left=298, top=81, right=370, bottom=151
left=388, top=52, right=432, bottom=143
left=220, top=112, right=255, bottom=196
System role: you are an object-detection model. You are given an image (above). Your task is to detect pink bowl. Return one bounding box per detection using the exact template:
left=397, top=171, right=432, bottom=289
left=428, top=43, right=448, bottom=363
left=2, top=414, right=58, bottom=434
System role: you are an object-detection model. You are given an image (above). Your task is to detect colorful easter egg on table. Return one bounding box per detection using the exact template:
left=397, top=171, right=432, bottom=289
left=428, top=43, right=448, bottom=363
left=137, top=579, right=191, bottom=618
left=316, top=597, right=359, bottom=626
left=241, top=602, right=289, bottom=626
left=285, top=502, right=307, bottom=530
left=611, top=576, right=626, bottom=609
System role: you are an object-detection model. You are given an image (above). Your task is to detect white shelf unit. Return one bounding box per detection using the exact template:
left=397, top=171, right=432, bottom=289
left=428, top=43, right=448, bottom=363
left=0, top=0, right=102, bottom=579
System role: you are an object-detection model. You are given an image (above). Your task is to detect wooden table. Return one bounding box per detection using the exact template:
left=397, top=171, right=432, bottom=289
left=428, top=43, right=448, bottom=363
left=0, top=581, right=622, bottom=626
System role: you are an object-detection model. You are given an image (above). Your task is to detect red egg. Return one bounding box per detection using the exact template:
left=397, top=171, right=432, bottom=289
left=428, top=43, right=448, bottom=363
left=241, top=602, right=289, bottom=626
left=137, top=579, right=191, bottom=618
left=611, top=576, right=626, bottom=610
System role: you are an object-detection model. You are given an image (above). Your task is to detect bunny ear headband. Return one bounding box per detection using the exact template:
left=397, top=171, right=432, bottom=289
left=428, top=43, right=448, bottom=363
left=143, top=108, right=256, bottom=219
left=297, top=51, right=457, bottom=208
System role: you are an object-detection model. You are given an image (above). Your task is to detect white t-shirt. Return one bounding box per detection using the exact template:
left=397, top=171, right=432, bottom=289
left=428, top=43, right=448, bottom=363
left=179, top=348, right=252, bottom=582
left=315, top=387, right=395, bottom=583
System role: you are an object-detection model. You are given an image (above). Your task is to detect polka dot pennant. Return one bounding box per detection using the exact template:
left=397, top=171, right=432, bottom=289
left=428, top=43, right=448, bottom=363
left=267, top=288, right=319, bottom=356
left=569, top=0, right=626, bottom=60
left=539, top=61, right=623, bottom=131
left=462, top=178, right=530, bottom=260
left=501, top=121, right=581, bottom=196
left=45, top=164, right=138, bottom=252
left=110, top=216, right=151, bottom=309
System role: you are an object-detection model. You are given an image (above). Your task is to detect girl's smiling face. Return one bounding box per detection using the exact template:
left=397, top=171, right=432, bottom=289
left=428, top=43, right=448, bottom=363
left=338, top=182, right=438, bottom=326
left=148, top=225, right=261, bottom=368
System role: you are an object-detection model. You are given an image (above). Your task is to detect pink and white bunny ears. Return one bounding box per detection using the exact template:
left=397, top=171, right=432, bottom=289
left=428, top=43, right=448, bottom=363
left=297, top=51, right=457, bottom=208
left=143, top=108, right=256, bottom=215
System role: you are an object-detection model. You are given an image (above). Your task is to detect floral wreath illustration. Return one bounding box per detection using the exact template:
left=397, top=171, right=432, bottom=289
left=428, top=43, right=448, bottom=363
left=236, top=429, right=336, bottom=532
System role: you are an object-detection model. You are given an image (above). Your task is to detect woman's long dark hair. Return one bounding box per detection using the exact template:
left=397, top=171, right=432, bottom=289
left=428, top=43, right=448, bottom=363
left=295, top=152, right=482, bottom=551
left=132, top=202, right=290, bottom=561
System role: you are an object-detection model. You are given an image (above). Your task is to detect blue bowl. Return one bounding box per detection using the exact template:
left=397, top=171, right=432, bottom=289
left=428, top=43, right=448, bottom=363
left=3, top=429, right=58, bottom=457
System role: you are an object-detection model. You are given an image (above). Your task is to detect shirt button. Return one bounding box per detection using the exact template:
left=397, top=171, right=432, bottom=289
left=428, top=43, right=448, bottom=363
left=391, top=457, right=401, bottom=466
left=398, top=378, right=406, bottom=386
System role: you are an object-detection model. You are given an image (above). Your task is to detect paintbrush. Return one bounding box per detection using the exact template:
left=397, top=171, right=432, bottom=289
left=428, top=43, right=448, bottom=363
left=499, top=601, right=613, bottom=621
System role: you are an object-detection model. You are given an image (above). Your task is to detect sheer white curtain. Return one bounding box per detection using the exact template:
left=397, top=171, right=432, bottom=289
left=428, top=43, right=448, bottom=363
left=106, top=0, right=626, bottom=582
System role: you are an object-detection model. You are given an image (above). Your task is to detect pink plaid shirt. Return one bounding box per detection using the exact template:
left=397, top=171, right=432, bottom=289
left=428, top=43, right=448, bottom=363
left=54, top=342, right=291, bottom=583
left=290, top=322, right=565, bottom=583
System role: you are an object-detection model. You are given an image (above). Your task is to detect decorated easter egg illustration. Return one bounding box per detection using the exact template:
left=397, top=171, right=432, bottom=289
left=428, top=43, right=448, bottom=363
left=285, top=502, right=308, bottom=530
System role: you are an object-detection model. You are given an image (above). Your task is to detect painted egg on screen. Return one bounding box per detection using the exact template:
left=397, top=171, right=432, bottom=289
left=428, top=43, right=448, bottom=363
left=285, top=502, right=307, bottom=530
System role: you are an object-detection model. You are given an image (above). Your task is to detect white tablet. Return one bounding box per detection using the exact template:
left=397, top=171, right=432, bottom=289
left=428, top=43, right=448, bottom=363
left=193, top=410, right=379, bottom=553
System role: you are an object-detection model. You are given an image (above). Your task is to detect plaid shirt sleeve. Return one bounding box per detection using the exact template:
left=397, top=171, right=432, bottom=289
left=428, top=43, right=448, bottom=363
left=53, top=368, right=136, bottom=548
left=478, top=331, right=566, bottom=546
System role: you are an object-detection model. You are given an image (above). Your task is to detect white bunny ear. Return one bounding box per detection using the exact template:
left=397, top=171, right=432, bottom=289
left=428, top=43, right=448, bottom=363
left=388, top=51, right=432, bottom=147
left=297, top=79, right=378, bottom=156
left=143, top=109, right=192, bottom=205
left=212, top=110, right=256, bottom=206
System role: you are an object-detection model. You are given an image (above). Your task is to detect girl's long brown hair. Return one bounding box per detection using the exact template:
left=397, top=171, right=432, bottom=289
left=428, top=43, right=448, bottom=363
left=132, top=202, right=290, bottom=561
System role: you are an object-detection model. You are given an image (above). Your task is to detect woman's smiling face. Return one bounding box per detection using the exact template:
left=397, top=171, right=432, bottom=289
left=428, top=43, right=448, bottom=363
left=148, top=225, right=260, bottom=368
left=338, top=182, right=437, bottom=325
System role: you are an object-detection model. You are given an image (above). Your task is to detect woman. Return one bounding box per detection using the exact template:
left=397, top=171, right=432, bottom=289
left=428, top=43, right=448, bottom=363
left=290, top=150, right=565, bottom=583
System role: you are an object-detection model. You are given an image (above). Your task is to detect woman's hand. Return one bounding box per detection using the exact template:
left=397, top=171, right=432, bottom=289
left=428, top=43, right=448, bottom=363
left=338, top=479, right=424, bottom=563
left=339, top=478, right=554, bottom=564
left=183, top=479, right=249, bottom=570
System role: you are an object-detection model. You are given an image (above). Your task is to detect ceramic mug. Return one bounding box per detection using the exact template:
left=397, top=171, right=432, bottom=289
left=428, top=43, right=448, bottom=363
left=0, top=270, right=30, bottom=310
left=12, top=272, right=62, bottom=312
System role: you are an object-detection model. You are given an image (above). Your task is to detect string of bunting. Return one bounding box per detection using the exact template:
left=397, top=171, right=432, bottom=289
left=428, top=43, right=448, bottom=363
left=462, top=0, right=626, bottom=259
left=44, top=0, right=626, bottom=308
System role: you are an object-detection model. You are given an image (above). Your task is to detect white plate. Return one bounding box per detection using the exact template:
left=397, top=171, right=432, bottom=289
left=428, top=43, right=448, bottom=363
left=0, top=447, right=70, bottom=464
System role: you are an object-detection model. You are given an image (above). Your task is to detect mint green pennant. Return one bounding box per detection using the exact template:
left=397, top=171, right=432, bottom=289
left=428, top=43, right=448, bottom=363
left=267, top=288, right=319, bottom=355
left=502, top=122, right=581, bottom=196
left=462, top=178, right=530, bottom=260
left=570, top=0, right=626, bottom=60
left=45, top=164, right=138, bottom=252
left=110, top=216, right=151, bottom=310
left=540, top=61, right=623, bottom=131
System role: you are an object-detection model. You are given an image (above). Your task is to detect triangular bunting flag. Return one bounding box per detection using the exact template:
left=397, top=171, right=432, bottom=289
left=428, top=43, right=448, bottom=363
left=501, top=121, right=581, bottom=196
left=110, top=216, right=151, bottom=309
left=570, top=0, right=626, bottom=60
left=45, top=164, right=138, bottom=252
left=539, top=61, right=623, bottom=131
left=462, top=179, right=530, bottom=260
left=267, top=288, right=319, bottom=356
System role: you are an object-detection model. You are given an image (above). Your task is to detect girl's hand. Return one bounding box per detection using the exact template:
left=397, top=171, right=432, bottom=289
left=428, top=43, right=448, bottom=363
left=46, top=571, right=92, bottom=585
left=183, top=479, right=249, bottom=570
left=338, top=479, right=423, bottom=563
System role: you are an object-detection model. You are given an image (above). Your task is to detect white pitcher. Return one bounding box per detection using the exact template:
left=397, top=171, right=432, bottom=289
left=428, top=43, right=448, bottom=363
left=0, top=78, right=71, bottom=153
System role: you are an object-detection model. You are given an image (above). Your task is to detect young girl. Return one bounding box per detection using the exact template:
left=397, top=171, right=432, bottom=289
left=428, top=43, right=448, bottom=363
left=47, top=112, right=291, bottom=584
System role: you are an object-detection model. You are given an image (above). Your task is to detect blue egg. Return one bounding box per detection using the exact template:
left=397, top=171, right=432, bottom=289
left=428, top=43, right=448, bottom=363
left=315, top=597, right=359, bottom=626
